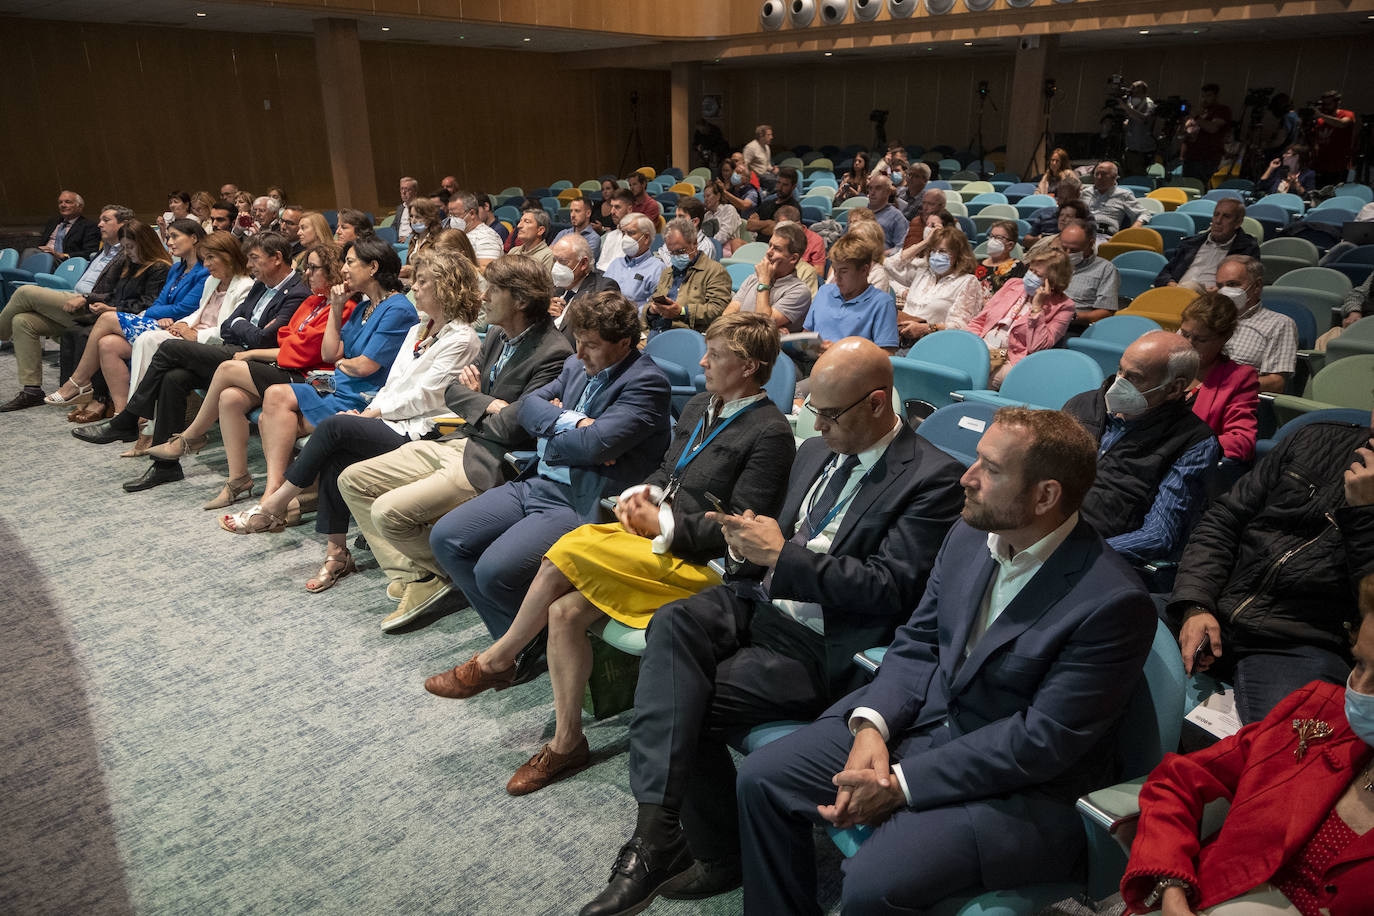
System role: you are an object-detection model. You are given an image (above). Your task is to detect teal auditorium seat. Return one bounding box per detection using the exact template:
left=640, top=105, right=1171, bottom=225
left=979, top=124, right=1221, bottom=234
left=953, top=349, right=1104, bottom=411
left=891, top=329, right=990, bottom=416
left=1066, top=314, right=1162, bottom=376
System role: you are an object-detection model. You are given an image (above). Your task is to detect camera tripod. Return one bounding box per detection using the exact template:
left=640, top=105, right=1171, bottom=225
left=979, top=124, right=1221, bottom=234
left=1022, top=83, right=1056, bottom=182
left=618, top=91, right=646, bottom=176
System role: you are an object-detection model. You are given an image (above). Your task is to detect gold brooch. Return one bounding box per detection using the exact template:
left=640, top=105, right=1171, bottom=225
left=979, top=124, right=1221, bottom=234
left=1292, top=719, right=1334, bottom=761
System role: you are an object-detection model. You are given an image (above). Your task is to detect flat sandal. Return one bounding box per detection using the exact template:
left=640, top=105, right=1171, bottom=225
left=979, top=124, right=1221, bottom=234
left=306, top=551, right=356, bottom=593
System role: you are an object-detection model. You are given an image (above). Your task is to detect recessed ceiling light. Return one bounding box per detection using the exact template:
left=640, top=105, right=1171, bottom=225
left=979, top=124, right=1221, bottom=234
left=824, top=51, right=833, bottom=56
left=523, top=37, right=532, bottom=42
left=381, top=26, right=390, bottom=31
left=963, top=41, right=973, bottom=46
left=1138, top=29, right=1150, bottom=34
left=195, top=11, right=207, bottom=17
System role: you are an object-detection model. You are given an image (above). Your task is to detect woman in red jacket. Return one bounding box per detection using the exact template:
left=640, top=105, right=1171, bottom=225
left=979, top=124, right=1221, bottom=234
left=1121, top=574, right=1374, bottom=916
left=1178, top=293, right=1260, bottom=463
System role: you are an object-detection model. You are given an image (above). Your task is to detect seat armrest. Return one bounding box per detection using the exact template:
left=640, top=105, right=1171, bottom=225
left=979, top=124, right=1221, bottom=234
left=1077, top=777, right=1145, bottom=841
left=707, top=557, right=726, bottom=577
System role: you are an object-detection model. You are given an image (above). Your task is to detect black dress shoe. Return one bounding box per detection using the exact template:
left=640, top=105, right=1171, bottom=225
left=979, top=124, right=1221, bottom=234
left=122, top=461, right=184, bottom=492
left=579, top=836, right=692, bottom=916
left=0, top=389, right=46, bottom=411
left=659, top=856, right=742, bottom=900
left=73, top=419, right=138, bottom=444
left=512, top=631, right=548, bottom=686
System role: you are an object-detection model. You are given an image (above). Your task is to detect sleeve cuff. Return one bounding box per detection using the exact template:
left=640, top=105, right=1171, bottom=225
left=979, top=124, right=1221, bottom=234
left=890, top=762, right=913, bottom=806
left=554, top=409, right=587, bottom=432
left=847, top=708, right=890, bottom=742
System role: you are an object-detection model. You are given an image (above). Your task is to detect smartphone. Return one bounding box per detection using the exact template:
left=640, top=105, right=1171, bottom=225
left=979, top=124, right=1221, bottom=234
left=653, top=294, right=671, bottom=305
left=705, top=491, right=725, bottom=514
left=1191, top=633, right=1213, bottom=671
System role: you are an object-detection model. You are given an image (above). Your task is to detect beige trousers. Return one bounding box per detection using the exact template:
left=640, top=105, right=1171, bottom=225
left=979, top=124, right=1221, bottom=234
left=0, top=285, right=78, bottom=387
left=337, top=437, right=482, bottom=584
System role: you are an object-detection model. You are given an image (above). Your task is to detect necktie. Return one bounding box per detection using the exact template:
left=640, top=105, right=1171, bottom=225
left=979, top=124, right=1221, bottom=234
left=54, top=220, right=70, bottom=254
left=795, top=454, right=861, bottom=544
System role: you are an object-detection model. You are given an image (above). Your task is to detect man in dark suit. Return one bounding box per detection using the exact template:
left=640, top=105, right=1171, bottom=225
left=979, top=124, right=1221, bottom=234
left=734, top=408, right=1157, bottom=915
left=1154, top=198, right=1261, bottom=290
left=550, top=233, right=619, bottom=346
left=425, top=290, right=671, bottom=652
left=35, top=190, right=101, bottom=262
left=338, top=255, right=575, bottom=630
left=576, top=338, right=966, bottom=916
left=74, top=233, right=310, bottom=491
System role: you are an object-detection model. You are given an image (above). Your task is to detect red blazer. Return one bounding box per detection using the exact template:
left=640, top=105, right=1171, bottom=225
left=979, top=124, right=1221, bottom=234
left=964, top=278, right=1074, bottom=368
left=1188, top=356, right=1259, bottom=462
left=275, top=294, right=357, bottom=371
left=1122, top=681, right=1374, bottom=915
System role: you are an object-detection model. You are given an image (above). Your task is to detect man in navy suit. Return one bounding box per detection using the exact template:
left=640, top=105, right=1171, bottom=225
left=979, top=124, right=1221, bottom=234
left=576, top=338, right=966, bottom=916
left=736, top=407, right=1157, bottom=915
left=425, top=291, right=671, bottom=679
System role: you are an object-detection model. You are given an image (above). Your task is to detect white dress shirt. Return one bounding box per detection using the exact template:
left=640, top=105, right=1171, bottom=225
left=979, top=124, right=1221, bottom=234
left=370, top=318, right=481, bottom=438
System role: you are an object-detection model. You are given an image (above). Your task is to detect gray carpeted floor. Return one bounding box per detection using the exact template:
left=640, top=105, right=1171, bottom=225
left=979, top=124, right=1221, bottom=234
left=0, top=348, right=843, bottom=915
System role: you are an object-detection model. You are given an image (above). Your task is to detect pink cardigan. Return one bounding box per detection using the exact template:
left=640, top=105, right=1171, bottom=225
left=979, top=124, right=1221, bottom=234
left=1189, top=357, right=1259, bottom=462
left=965, top=278, right=1074, bottom=368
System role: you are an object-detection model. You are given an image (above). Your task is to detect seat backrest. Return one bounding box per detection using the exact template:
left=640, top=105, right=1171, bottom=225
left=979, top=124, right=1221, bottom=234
left=1262, top=192, right=1305, bottom=213
left=1315, top=195, right=1365, bottom=213
left=1147, top=211, right=1195, bottom=234
left=1203, top=189, right=1244, bottom=202
left=1136, top=197, right=1166, bottom=215
left=1081, top=314, right=1162, bottom=344
left=1110, top=250, right=1168, bottom=273
left=54, top=257, right=88, bottom=279
left=960, top=181, right=995, bottom=196
left=1270, top=407, right=1374, bottom=445
left=643, top=328, right=706, bottom=386
left=907, top=328, right=992, bottom=390
left=1274, top=266, right=1353, bottom=296
left=1246, top=202, right=1292, bottom=225
left=765, top=354, right=798, bottom=412
left=1335, top=183, right=1374, bottom=204
left=1017, top=193, right=1055, bottom=210
left=1118, top=619, right=1189, bottom=779
left=1336, top=314, right=1374, bottom=343
left=998, top=350, right=1105, bottom=408
left=967, top=192, right=1007, bottom=207
left=1312, top=355, right=1374, bottom=408
left=1146, top=187, right=1188, bottom=208
left=1176, top=199, right=1217, bottom=215
left=725, top=262, right=756, bottom=290
left=837, top=196, right=869, bottom=210
left=1004, top=182, right=1039, bottom=198
left=912, top=402, right=999, bottom=466
left=498, top=186, right=523, bottom=198
left=731, top=241, right=769, bottom=264
left=1260, top=237, right=1320, bottom=263
left=1241, top=216, right=1264, bottom=243
left=1125, top=285, right=1198, bottom=315
left=1110, top=227, right=1164, bottom=252
left=1167, top=176, right=1206, bottom=194
left=956, top=215, right=977, bottom=239
left=1263, top=299, right=1318, bottom=349
left=1332, top=244, right=1374, bottom=265
left=975, top=203, right=1018, bottom=218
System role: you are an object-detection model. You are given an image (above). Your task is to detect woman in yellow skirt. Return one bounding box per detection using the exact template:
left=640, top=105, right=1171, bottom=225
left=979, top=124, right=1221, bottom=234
left=424, top=312, right=797, bottom=794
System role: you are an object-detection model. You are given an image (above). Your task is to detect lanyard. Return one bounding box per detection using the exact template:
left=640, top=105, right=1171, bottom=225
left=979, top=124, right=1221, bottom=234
left=804, top=457, right=871, bottom=537
left=295, top=301, right=329, bottom=331
left=671, top=399, right=766, bottom=479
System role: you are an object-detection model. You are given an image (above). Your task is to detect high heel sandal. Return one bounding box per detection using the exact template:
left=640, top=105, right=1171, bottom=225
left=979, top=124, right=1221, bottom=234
left=146, top=432, right=209, bottom=462
left=44, top=382, right=93, bottom=405
left=68, top=400, right=110, bottom=423
left=203, top=475, right=254, bottom=510
left=284, top=497, right=302, bottom=527
left=306, top=550, right=356, bottom=593
left=120, top=434, right=154, bottom=458
left=220, top=504, right=287, bottom=534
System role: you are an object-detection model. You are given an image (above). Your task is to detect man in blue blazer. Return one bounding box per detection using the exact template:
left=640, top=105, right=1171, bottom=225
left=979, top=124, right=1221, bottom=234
left=576, top=339, right=966, bottom=916
left=735, top=407, right=1158, bottom=915
left=426, top=291, right=671, bottom=659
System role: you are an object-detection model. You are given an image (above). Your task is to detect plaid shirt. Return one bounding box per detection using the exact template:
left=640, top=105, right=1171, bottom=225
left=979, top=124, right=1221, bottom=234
left=1224, top=305, right=1298, bottom=376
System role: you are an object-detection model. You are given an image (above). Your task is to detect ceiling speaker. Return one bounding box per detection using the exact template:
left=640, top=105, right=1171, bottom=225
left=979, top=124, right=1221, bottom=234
left=926, top=0, right=955, bottom=12
left=760, top=1, right=785, bottom=29
left=965, top=0, right=995, bottom=8
left=887, top=0, right=918, bottom=18
left=1005, top=0, right=1036, bottom=7
left=789, top=0, right=817, bottom=27
left=854, top=0, right=882, bottom=20
left=820, top=0, right=851, bottom=25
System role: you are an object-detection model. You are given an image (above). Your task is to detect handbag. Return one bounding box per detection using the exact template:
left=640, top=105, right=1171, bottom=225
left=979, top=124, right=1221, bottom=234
left=988, top=347, right=1009, bottom=374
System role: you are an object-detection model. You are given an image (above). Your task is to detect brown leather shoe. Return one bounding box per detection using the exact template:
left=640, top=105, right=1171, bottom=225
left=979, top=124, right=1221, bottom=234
left=423, top=653, right=516, bottom=699
left=506, top=736, right=591, bottom=796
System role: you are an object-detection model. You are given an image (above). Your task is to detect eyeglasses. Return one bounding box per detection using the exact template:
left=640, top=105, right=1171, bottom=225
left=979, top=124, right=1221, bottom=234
left=802, top=389, right=880, bottom=423
left=304, top=264, right=325, bottom=272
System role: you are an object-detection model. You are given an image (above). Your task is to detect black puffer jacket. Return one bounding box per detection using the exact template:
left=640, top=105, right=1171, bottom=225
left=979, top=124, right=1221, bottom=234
left=1168, top=421, right=1374, bottom=655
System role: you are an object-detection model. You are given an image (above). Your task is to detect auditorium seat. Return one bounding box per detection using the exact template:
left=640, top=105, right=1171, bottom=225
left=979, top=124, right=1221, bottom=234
left=953, top=349, right=1104, bottom=410
left=892, top=329, right=991, bottom=415
left=1116, top=285, right=1196, bottom=331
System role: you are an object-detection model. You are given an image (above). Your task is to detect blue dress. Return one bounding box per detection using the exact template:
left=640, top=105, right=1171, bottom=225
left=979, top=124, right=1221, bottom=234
left=118, top=260, right=209, bottom=343
left=289, top=291, right=416, bottom=426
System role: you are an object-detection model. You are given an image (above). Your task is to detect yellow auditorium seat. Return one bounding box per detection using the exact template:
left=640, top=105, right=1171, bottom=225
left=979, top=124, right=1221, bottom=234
left=1116, top=286, right=1198, bottom=331
left=1146, top=187, right=1189, bottom=211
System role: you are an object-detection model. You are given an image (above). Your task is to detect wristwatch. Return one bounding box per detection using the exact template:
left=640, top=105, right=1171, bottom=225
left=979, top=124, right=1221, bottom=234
left=756, top=283, right=771, bottom=292
left=1143, top=877, right=1192, bottom=908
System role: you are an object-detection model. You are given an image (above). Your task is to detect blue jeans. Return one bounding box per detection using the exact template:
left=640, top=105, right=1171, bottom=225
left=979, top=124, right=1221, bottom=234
left=1230, top=644, right=1351, bottom=724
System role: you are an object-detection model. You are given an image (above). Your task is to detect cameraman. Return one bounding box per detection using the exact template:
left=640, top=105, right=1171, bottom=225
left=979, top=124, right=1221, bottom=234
left=1181, top=84, right=1233, bottom=184
left=1122, top=81, right=1158, bottom=177
left=1312, top=90, right=1356, bottom=186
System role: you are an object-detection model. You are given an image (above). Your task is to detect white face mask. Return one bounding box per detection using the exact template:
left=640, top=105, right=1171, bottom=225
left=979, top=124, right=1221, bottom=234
left=1218, top=285, right=1248, bottom=308
left=551, top=262, right=575, bottom=288
left=1067, top=251, right=1085, bottom=267
left=922, top=225, right=936, bottom=240
left=986, top=238, right=1007, bottom=258
left=621, top=236, right=641, bottom=257
left=1104, top=375, right=1167, bottom=420
left=411, top=221, right=427, bottom=233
